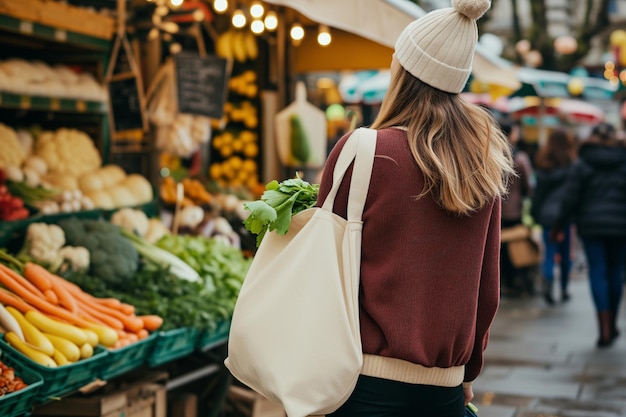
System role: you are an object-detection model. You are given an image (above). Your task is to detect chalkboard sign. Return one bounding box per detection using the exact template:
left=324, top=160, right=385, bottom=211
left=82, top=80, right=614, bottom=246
left=175, top=52, right=231, bottom=119
left=108, top=75, right=146, bottom=133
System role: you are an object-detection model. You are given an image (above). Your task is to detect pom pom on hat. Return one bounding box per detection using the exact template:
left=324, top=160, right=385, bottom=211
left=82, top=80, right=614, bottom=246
left=452, top=0, right=491, bottom=20
left=394, top=1, right=491, bottom=93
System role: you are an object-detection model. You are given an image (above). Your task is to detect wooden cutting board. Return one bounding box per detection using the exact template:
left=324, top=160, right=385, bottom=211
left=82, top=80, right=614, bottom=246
left=274, top=81, right=327, bottom=168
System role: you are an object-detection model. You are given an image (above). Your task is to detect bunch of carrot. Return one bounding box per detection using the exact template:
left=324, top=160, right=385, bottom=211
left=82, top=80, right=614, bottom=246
left=0, top=262, right=163, bottom=349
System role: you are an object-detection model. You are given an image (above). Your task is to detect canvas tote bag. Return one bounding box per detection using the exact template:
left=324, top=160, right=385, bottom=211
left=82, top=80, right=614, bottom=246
left=225, top=127, right=377, bottom=417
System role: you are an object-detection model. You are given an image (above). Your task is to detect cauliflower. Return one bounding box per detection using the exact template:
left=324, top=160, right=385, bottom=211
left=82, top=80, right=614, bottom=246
left=144, top=218, right=171, bottom=244
left=110, top=208, right=150, bottom=237
left=0, top=123, right=26, bottom=169
left=179, top=205, right=204, bottom=229
left=58, top=246, right=90, bottom=272
left=23, top=223, right=66, bottom=265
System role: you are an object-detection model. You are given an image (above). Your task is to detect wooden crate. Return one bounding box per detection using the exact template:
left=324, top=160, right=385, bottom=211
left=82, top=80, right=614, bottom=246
left=0, top=0, right=115, bottom=40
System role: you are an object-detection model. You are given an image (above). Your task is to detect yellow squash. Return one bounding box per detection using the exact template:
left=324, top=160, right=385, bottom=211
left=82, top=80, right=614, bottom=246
left=5, top=332, right=57, bottom=367
left=43, top=333, right=80, bottom=362
left=6, top=307, right=54, bottom=356
left=25, top=310, right=87, bottom=346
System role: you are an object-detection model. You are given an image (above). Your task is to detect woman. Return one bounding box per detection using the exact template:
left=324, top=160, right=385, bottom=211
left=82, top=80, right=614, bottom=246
left=554, top=122, right=626, bottom=347
left=316, top=1, right=514, bottom=415
left=500, top=120, right=534, bottom=296
left=531, top=129, right=577, bottom=305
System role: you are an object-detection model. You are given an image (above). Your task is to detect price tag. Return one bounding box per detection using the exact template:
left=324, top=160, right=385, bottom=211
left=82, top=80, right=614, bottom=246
left=76, top=100, right=86, bottom=112
left=19, top=95, right=31, bottom=109
left=54, top=30, right=67, bottom=42
left=19, top=21, right=34, bottom=34
left=50, top=98, right=61, bottom=111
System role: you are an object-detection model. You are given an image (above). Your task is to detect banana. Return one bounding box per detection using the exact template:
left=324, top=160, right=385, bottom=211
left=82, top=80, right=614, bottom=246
left=6, top=307, right=54, bottom=356
left=79, top=343, right=94, bottom=359
left=43, top=333, right=81, bottom=362
left=5, top=332, right=57, bottom=367
left=52, top=348, right=70, bottom=366
left=216, top=31, right=234, bottom=60
left=244, top=31, right=258, bottom=60
left=232, top=30, right=247, bottom=63
left=25, top=310, right=87, bottom=346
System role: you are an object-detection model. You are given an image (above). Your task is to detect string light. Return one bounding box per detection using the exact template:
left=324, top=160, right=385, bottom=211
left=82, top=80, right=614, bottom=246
left=250, top=1, right=264, bottom=18
left=290, top=22, right=304, bottom=41
left=317, top=25, right=331, bottom=46
left=251, top=19, right=265, bottom=34
left=264, top=11, right=278, bottom=31
left=232, top=9, right=247, bottom=28
left=213, top=0, right=228, bottom=14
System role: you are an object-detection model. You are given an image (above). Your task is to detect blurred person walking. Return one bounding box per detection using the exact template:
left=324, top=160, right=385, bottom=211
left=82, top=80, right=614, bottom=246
left=315, top=1, right=515, bottom=415
left=500, top=120, right=534, bottom=296
left=531, top=129, right=577, bottom=305
left=553, top=122, right=626, bottom=347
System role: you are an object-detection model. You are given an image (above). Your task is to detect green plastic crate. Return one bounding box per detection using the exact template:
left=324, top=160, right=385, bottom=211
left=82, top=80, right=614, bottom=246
left=0, top=337, right=108, bottom=402
left=148, top=328, right=199, bottom=367
left=100, top=332, right=158, bottom=380
left=0, top=354, right=44, bottom=417
left=197, top=320, right=230, bottom=352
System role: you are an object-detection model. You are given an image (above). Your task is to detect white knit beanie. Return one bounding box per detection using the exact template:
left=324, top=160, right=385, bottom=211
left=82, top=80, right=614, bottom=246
left=394, top=0, right=491, bottom=94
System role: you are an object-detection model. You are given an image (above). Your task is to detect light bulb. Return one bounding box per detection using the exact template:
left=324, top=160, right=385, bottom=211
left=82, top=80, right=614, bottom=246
left=264, top=11, right=277, bottom=31
left=232, top=9, right=246, bottom=28
left=170, top=42, right=182, bottom=54
left=251, top=19, right=265, bottom=34
left=250, top=1, right=264, bottom=18
left=213, top=0, right=228, bottom=13
left=148, top=28, right=160, bottom=40
left=290, top=23, right=304, bottom=41
left=317, top=25, right=331, bottom=46
left=170, top=0, right=183, bottom=7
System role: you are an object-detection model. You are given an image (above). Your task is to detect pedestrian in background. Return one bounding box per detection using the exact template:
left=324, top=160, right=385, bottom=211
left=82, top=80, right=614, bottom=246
left=500, top=119, right=534, bottom=296
left=531, top=128, right=577, bottom=305
left=316, top=0, right=515, bottom=415
left=553, top=122, right=626, bottom=348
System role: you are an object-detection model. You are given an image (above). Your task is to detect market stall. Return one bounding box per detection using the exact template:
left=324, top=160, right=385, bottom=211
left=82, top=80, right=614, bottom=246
left=0, top=0, right=270, bottom=416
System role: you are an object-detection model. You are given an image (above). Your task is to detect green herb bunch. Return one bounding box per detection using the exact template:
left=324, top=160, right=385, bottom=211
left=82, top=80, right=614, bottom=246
left=243, top=176, right=319, bottom=246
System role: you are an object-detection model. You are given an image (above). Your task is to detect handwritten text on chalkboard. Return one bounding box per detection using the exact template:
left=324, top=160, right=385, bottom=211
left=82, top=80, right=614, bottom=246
left=175, top=53, right=231, bottom=119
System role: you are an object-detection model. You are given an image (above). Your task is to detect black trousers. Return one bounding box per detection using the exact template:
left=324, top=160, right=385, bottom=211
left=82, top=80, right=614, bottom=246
left=327, top=375, right=465, bottom=417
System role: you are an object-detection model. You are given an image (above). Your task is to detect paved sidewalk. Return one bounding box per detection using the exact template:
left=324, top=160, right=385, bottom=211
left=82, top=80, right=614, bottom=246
left=473, top=273, right=626, bottom=417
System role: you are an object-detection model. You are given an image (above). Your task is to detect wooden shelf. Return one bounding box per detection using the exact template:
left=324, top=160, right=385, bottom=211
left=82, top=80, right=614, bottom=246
left=0, top=91, right=107, bottom=114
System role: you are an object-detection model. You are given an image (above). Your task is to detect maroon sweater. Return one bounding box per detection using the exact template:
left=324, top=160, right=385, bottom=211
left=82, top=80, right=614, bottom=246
left=316, top=127, right=501, bottom=383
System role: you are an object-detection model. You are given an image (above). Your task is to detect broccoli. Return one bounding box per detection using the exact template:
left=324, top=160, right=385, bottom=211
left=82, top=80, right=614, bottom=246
left=58, top=217, right=139, bottom=285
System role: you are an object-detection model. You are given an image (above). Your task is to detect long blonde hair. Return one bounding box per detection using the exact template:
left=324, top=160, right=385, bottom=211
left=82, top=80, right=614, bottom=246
left=371, top=66, right=514, bottom=215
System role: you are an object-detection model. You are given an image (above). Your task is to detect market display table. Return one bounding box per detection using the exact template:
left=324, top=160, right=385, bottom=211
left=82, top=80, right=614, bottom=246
left=1, top=321, right=231, bottom=417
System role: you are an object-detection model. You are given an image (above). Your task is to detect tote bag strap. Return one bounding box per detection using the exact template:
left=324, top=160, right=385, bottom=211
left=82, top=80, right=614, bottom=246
left=321, top=127, right=377, bottom=222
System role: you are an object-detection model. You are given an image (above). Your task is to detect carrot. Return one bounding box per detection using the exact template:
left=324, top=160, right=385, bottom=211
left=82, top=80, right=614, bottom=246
left=77, top=301, right=124, bottom=330
left=0, top=288, right=34, bottom=314
left=94, top=298, right=134, bottom=315
left=52, top=276, right=143, bottom=333
left=84, top=301, right=143, bottom=333
left=0, top=273, right=92, bottom=328
left=45, top=273, right=78, bottom=314
left=43, top=289, right=58, bottom=305
left=23, top=263, right=52, bottom=292
left=139, top=315, right=163, bottom=332
left=118, top=303, right=135, bottom=316
left=137, top=329, right=149, bottom=340
left=0, top=264, right=45, bottom=299
left=96, top=298, right=122, bottom=309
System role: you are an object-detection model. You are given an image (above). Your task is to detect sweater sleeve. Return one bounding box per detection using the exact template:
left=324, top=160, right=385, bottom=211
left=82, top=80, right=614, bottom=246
left=464, top=198, right=501, bottom=382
